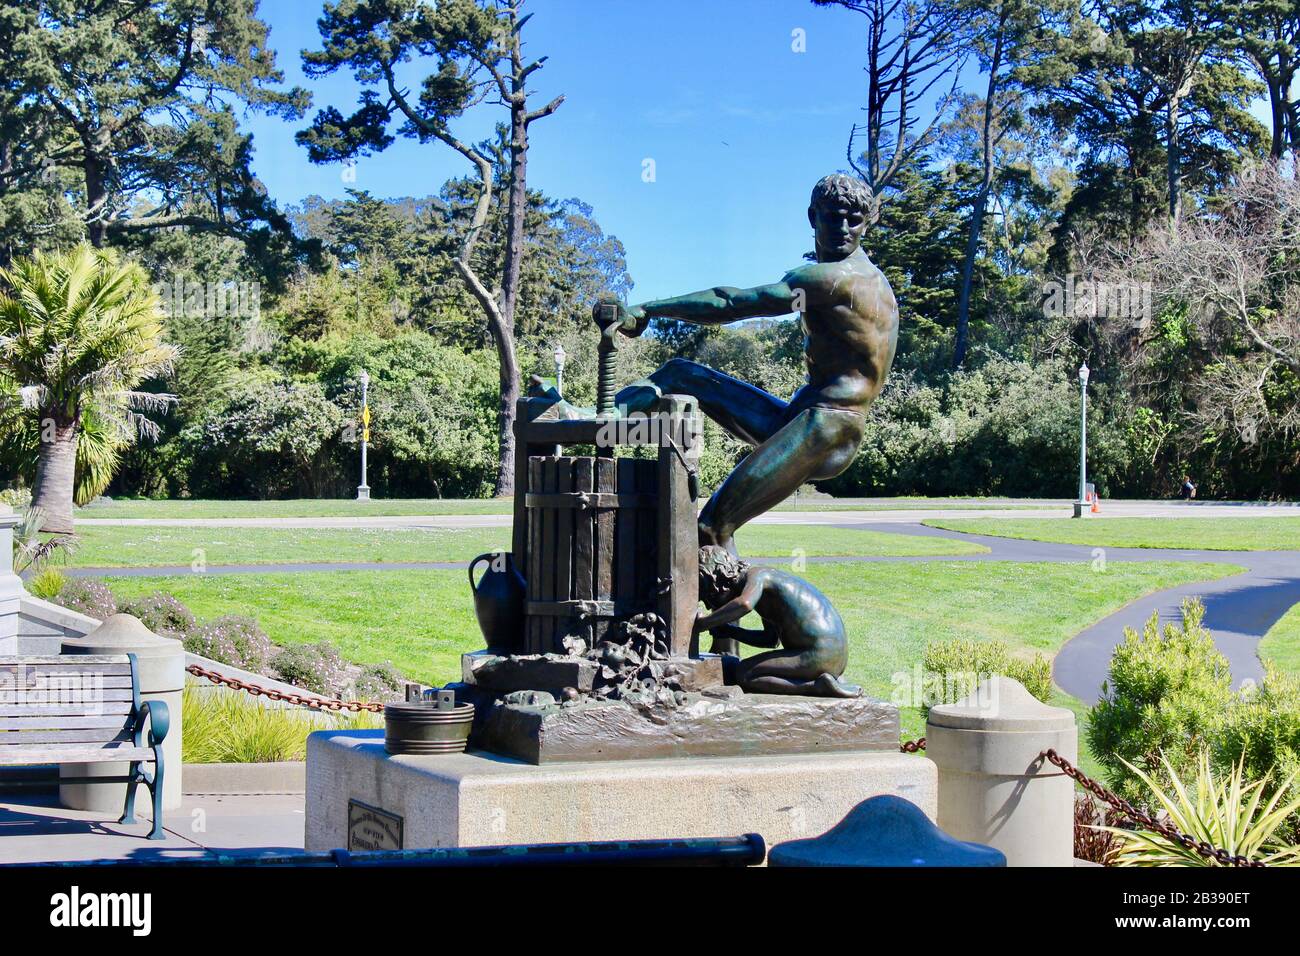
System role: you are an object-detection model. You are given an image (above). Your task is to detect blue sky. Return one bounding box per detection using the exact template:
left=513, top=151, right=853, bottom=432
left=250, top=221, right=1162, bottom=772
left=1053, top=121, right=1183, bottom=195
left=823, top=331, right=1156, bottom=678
left=245, top=0, right=878, bottom=301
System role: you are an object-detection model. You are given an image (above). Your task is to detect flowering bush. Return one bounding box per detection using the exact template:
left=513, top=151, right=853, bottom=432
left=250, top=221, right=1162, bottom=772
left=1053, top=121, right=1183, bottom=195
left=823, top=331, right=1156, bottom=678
left=355, top=662, right=406, bottom=701
left=184, top=615, right=274, bottom=673
left=274, top=642, right=348, bottom=697
left=56, top=578, right=117, bottom=620
left=118, top=591, right=196, bottom=640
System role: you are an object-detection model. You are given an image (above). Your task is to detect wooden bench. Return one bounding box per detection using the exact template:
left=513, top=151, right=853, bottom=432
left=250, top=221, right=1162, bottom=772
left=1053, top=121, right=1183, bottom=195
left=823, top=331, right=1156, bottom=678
left=0, top=654, right=169, bottom=839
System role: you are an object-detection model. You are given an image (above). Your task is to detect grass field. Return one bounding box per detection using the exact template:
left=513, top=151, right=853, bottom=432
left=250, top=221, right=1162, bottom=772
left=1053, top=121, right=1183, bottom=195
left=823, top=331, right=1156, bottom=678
left=105, top=559, right=1240, bottom=770
left=925, top=516, right=1300, bottom=551
left=64, top=523, right=987, bottom=568
left=72, top=496, right=1052, bottom=520
left=1260, top=603, right=1300, bottom=678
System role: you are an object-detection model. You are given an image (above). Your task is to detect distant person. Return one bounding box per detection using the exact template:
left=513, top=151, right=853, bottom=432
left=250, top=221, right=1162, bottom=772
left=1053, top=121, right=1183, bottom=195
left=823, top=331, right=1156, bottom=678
left=1180, top=475, right=1197, bottom=500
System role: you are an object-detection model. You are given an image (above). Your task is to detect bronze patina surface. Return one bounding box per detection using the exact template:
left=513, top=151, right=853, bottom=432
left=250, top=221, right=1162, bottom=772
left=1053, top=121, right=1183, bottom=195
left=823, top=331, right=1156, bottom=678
left=472, top=691, right=900, bottom=764
left=603, top=173, right=898, bottom=553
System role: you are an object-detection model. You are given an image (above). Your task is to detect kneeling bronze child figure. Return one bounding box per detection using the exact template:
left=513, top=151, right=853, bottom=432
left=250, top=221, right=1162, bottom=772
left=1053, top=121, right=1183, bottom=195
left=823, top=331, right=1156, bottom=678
left=696, top=545, right=861, bottom=699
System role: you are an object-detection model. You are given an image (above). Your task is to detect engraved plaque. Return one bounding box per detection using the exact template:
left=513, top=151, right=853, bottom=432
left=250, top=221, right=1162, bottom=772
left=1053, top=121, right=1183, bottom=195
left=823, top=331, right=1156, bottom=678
left=347, top=799, right=403, bottom=851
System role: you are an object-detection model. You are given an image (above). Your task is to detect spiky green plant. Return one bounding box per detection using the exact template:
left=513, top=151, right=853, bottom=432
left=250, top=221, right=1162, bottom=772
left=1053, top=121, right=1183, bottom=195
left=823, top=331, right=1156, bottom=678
left=0, top=245, right=177, bottom=532
left=1101, top=751, right=1300, bottom=867
left=181, top=684, right=382, bottom=764
left=11, top=506, right=78, bottom=573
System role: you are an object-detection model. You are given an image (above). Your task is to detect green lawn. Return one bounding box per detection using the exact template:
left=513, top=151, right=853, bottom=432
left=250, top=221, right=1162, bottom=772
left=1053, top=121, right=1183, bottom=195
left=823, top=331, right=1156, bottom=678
left=105, top=558, right=1239, bottom=770
left=74, top=496, right=1052, bottom=520
left=925, top=516, right=1300, bottom=551
left=1260, top=603, right=1300, bottom=678
left=65, top=523, right=985, bottom=568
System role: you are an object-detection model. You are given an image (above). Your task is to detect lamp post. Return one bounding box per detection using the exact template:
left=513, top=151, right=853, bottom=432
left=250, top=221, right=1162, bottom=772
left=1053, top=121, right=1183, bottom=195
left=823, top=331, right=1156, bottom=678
left=1073, top=361, right=1089, bottom=518
left=356, top=369, right=371, bottom=502
left=554, top=344, right=567, bottom=396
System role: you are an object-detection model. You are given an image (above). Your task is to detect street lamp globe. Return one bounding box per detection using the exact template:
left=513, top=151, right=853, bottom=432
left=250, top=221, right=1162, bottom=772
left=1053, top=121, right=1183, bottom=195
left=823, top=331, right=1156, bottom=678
left=554, top=344, right=567, bottom=393
left=360, top=369, right=370, bottom=388
left=1078, top=361, right=1089, bottom=385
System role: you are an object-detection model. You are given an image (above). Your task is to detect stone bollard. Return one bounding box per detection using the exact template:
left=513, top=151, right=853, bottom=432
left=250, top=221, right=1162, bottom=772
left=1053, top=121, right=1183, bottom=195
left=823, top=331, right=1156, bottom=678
left=60, top=614, right=185, bottom=811
left=926, top=677, right=1077, bottom=866
left=0, top=506, right=21, bottom=655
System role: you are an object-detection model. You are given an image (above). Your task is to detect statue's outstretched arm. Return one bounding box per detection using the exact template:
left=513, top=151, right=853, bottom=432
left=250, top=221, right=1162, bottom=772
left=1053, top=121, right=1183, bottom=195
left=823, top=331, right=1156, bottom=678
left=636, top=282, right=796, bottom=326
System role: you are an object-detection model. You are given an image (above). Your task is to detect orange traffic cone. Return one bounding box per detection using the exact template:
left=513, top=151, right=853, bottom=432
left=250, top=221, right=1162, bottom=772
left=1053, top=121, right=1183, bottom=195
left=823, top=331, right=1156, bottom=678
left=1090, top=495, right=1100, bottom=514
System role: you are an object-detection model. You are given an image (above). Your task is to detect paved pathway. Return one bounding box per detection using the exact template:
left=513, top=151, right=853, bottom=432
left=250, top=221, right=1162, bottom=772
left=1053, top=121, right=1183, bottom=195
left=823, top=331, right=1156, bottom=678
left=893, top=525, right=1300, bottom=704
left=0, top=792, right=305, bottom=863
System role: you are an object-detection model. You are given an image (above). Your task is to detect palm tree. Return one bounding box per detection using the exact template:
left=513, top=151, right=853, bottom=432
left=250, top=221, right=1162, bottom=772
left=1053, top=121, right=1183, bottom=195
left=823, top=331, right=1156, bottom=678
left=0, top=245, right=177, bottom=532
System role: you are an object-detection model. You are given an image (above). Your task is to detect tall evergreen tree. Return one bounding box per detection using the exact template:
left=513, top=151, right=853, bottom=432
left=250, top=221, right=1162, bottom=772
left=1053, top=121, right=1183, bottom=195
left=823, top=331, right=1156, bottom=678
left=12, top=0, right=307, bottom=257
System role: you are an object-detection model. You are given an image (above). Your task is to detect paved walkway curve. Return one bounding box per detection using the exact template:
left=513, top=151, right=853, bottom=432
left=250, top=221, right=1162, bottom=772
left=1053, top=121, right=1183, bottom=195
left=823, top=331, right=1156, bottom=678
left=863, top=524, right=1300, bottom=704
left=61, top=520, right=1300, bottom=707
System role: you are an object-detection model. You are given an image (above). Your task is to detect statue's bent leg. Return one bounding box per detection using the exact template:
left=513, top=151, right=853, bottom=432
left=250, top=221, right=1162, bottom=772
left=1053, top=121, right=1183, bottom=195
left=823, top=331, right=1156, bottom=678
left=617, top=358, right=787, bottom=446
left=699, top=406, right=866, bottom=551
left=734, top=647, right=862, bottom=699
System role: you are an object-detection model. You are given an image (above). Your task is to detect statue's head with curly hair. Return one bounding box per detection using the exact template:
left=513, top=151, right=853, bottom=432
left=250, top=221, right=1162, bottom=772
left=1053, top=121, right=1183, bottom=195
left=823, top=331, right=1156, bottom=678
left=808, top=172, right=872, bottom=262
left=698, top=545, right=749, bottom=607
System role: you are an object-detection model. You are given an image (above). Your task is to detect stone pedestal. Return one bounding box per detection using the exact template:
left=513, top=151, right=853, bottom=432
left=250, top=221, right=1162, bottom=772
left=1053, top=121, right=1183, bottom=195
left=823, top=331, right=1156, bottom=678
left=0, top=507, right=22, bottom=655
left=926, top=677, right=1077, bottom=867
left=305, top=729, right=937, bottom=853
left=60, top=614, right=185, bottom=811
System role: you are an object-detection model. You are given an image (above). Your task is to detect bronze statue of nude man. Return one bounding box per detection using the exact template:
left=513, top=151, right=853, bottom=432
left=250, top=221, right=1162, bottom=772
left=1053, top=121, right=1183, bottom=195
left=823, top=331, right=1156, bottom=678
left=601, top=173, right=898, bottom=553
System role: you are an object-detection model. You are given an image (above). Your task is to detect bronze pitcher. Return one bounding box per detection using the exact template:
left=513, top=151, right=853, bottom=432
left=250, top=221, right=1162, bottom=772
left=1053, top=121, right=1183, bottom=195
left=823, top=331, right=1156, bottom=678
left=468, top=551, right=525, bottom=653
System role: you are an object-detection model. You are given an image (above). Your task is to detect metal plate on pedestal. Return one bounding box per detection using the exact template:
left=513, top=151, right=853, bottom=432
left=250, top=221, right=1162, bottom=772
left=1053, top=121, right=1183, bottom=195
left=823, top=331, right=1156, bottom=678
left=348, top=799, right=403, bottom=851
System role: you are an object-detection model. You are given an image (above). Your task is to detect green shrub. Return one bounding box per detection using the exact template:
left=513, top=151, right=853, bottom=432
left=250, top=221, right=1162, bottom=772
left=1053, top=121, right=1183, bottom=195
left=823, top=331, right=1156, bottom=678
left=55, top=578, right=117, bottom=620
left=184, top=615, right=274, bottom=672
left=27, top=567, right=67, bottom=600
left=181, top=684, right=381, bottom=763
left=823, top=360, right=1135, bottom=498
left=274, top=641, right=348, bottom=697
left=920, top=637, right=1053, bottom=708
left=1214, top=666, right=1300, bottom=839
left=118, top=591, right=196, bottom=639
left=355, top=662, right=405, bottom=701
left=1087, top=599, right=1234, bottom=808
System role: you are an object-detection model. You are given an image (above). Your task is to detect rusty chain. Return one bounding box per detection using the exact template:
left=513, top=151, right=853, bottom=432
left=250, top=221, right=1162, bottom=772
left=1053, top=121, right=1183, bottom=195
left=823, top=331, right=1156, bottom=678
left=1041, top=748, right=1266, bottom=868
left=186, top=663, right=385, bottom=713
left=899, top=738, right=1266, bottom=868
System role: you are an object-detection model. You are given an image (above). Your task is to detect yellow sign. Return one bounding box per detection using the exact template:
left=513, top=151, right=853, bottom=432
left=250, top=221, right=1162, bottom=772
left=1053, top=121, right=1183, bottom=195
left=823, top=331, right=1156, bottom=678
left=362, top=406, right=371, bottom=426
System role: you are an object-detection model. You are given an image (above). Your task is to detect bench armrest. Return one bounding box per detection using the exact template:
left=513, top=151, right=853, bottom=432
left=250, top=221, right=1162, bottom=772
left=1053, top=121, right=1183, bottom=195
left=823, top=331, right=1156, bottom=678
left=131, top=700, right=170, bottom=749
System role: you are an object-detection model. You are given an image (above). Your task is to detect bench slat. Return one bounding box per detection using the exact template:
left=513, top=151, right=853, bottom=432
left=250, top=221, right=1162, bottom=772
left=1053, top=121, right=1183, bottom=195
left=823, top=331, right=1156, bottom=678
left=0, top=745, right=153, bottom=766
left=0, top=715, right=131, bottom=731
left=3, top=688, right=138, bottom=703
left=0, top=665, right=133, bottom=680
left=0, top=729, right=133, bottom=746
left=4, top=673, right=135, bottom=689
left=1, top=686, right=135, bottom=701
left=0, top=656, right=132, bottom=666
left=0, top=701, right=132, bottom=718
